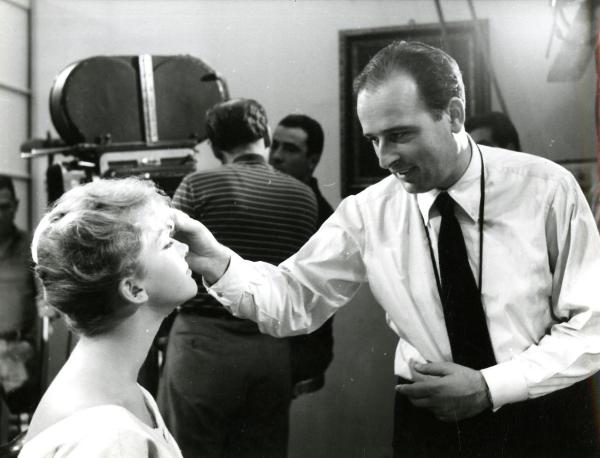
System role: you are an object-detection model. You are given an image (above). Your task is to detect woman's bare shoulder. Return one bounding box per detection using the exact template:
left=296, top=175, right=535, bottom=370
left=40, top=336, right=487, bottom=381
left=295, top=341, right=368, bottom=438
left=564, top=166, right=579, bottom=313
left=25, top=373, right=124, bottom=440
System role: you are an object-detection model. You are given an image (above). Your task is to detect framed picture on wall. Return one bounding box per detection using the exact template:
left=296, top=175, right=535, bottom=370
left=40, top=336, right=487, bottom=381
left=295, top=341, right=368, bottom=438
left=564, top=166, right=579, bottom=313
left=339, top=20, right=491, bottom=197
left=556, top=158, right=598, bottom=207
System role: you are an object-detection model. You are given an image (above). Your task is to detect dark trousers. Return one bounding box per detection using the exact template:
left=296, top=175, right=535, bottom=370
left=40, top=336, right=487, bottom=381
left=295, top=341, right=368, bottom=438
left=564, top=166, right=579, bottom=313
left=157, top=314, right=292, bottom=458
left=393, top=377, right=599, bottom=458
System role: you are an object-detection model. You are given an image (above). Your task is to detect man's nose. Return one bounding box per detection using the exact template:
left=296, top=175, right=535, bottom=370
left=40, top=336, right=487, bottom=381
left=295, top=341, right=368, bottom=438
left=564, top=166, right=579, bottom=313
left=376, top=139, right=394, bottom=169
left=270, top=146, right=282, bottom=160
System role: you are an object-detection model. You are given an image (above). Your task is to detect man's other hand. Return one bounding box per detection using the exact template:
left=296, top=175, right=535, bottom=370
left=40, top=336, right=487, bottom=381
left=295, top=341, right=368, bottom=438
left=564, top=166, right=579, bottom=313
left=395, top=361, right=492, bottom=422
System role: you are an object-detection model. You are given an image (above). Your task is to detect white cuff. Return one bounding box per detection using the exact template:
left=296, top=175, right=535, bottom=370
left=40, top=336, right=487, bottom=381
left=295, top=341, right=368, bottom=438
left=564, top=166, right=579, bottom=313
left=481, top=359, right=529, bottom=409
left=203, top=250, right=247, bottom=309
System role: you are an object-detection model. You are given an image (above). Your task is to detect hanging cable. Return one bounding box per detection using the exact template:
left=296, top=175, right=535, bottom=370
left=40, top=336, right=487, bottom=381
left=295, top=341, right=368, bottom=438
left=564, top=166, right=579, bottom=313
left=465, top=0, right=510, bottom=116
left=433, top=0, right=449, bottom=50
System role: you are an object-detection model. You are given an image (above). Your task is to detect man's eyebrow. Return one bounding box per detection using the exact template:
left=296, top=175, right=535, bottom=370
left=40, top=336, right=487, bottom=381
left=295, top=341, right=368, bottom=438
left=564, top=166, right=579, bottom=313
left=382, top=125, right=417, bottom=133
left=363, top=125, right=417, bottom=137
left=276, top=140, right=300, bottom=149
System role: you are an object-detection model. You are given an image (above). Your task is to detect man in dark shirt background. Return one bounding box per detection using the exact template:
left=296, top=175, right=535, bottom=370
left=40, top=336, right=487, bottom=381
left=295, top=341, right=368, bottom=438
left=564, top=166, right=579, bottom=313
left=464, top=111, right=521, bottom=151
left=0, top=176, right=39, bottom=417
left=157, top=99, right=317, bottom=458
left=269, top=114, right=335, bottom=397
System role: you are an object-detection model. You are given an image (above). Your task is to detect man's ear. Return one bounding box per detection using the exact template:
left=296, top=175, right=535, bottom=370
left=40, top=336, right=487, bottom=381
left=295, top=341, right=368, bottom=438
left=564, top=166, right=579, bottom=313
left=119, top=277, right=148, bottom=304
left=447, top=97, right=465, bottom=134
left=307, top=154, right=320, bottom=174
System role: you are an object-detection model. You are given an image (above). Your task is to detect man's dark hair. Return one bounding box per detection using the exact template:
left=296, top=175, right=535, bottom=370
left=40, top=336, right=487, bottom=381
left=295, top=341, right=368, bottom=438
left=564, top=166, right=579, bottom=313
left=0, top=175, right=16, bottom=200
left=353, top=41, right=465, bottom=120
left=205, top=98, right=269, bottom=153
left=465, top=111, right=521, bottom=151
left=278, top=114, right=324, bottom=157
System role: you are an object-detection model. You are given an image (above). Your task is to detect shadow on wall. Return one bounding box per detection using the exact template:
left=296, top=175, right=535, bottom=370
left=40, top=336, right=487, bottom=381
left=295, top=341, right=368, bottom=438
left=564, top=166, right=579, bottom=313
left=289, top=285, right=397, bottom=458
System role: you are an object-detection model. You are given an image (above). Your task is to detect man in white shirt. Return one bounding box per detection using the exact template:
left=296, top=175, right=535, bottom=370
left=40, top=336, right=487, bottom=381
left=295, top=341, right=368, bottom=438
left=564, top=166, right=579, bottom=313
left=173, top=41, right=600, bottom=457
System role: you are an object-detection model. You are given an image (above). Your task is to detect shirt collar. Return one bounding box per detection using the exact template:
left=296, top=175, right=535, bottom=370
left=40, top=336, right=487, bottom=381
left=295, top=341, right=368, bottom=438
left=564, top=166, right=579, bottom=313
left=232, top=153, right=267, bottom=165
left=416, top=136, right=483, bottom=224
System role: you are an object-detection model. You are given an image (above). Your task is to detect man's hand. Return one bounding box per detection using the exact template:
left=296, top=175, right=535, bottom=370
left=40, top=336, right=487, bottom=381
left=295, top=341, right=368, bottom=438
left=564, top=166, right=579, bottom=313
left=171, top=209, right=231, bottom=284
left=395, top=361, right=492, bottom=422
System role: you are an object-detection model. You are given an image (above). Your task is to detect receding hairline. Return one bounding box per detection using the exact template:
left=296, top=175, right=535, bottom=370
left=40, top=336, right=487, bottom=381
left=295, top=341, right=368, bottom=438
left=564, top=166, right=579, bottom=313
left=356, top=70, right=440, bottom=118
left=356, top=69, right=420, bottom=94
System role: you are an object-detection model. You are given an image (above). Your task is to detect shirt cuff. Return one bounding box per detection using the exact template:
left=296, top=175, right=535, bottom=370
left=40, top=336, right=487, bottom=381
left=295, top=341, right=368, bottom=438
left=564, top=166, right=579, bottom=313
left=203, top=250, right=247, bottom=310
left=480, top=359, right=529, bottom=409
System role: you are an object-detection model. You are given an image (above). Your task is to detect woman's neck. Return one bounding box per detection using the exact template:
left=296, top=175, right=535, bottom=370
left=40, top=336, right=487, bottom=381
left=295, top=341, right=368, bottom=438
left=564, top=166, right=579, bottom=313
left=69, top=310, right=163, bottom=382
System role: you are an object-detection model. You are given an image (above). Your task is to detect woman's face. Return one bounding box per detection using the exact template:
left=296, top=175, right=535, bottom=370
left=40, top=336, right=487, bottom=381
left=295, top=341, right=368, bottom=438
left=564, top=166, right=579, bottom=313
left=134, top=202, right=198, bottom=311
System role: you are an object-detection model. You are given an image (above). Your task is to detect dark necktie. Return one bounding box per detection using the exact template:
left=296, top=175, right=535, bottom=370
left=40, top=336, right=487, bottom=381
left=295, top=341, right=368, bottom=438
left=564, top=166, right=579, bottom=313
left=435, top=192, right=496, bottom=370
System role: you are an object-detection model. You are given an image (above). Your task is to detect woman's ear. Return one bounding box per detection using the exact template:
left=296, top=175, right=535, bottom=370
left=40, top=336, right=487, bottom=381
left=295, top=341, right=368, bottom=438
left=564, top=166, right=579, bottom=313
left=119, top=277, right=148, bottom=304
left=447, top=97, right=465, bottom=134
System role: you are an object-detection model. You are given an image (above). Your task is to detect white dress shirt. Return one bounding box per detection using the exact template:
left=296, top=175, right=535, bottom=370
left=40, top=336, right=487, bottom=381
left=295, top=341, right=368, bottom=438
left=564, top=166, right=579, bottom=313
left=207, top=142, right=600, bottom=409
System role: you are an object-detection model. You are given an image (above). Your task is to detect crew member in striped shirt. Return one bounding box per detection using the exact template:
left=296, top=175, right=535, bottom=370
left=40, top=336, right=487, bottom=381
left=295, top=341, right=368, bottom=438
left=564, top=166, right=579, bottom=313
left=157, top=98, right=317, bottom=458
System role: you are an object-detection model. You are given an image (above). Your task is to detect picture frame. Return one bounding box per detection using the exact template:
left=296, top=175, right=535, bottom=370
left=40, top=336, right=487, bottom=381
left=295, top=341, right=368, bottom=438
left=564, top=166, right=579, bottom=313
left=339, top=20, right=491, bottom=197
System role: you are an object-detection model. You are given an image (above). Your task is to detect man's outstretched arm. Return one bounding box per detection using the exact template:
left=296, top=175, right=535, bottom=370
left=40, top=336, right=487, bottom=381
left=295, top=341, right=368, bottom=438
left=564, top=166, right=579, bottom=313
left=170, top=199, right=368, bottom=338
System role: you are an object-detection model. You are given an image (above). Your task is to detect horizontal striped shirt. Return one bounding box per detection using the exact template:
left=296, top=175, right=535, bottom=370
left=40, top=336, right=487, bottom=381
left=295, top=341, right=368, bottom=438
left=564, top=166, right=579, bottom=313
left=173, top=154, right=317, bottom=317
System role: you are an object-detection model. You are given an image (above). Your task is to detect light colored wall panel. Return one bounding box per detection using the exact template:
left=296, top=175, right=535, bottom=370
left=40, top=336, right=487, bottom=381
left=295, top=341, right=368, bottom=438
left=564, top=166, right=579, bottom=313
left=0, top=0, right=30, bottom=89
left=0, top=90, right=29, bottom=176
left=12, top=176, right=29, bottom=230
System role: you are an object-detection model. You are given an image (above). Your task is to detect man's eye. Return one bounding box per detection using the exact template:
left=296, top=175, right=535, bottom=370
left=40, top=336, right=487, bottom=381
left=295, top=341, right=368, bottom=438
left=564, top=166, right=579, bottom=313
left=367, top=137, right=379, bottom=146
left=389, top=132, right=414, bottom=143
left=389, top=132, right=407, bottom=142
left=164, top=240, right=174, bottom=249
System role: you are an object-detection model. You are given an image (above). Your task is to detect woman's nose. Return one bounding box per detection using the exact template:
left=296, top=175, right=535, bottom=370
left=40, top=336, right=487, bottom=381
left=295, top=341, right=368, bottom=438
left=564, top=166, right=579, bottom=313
left=176, top=240, right=189, bottom=257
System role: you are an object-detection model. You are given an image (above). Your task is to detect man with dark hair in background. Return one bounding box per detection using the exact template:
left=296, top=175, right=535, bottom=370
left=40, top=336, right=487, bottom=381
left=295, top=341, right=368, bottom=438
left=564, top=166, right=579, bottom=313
left=269, top=114, right=334, bottom=397
left=0, top=175, right=39, bottom=417
left=173, top=42, right=600, bottom=457
left=157, top=99, right=317, bottom=458
left=465, top=111, right=521, bottom=151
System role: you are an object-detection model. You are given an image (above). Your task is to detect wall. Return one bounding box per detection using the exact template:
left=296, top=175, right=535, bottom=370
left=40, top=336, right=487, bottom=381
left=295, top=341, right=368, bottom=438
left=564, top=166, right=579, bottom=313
left=30, top=0, right=595, bottom=220
left=0, top=0, right=31, bottom=230
left=28, top=1, right=596, bottom=456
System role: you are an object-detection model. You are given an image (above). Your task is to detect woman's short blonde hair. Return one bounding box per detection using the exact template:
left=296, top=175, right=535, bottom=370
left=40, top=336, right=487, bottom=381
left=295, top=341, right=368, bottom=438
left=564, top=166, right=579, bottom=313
left=33, top=177, right=169, bottom=336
